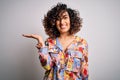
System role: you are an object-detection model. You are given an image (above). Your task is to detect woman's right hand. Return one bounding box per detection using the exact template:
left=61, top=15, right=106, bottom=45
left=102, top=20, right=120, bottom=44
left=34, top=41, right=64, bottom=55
left=22, top=34, right=45, bottom=48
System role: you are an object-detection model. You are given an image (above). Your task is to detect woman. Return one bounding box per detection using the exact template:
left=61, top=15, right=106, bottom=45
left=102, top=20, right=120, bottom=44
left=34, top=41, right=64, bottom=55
left=23, top=3, right=89, bottom=80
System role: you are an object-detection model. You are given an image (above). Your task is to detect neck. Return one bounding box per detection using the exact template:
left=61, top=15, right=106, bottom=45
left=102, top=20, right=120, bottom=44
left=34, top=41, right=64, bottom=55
left=59, top=33, right=74, bottom=40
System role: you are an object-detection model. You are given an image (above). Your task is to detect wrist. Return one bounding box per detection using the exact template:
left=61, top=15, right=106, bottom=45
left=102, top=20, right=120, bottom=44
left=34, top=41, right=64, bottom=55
left=37, top=39, right=45, bottom=47
left=36, top=42, right=45, bottom=49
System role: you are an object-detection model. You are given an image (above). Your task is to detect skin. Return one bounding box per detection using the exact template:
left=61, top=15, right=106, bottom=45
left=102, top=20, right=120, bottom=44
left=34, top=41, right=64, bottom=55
left=23, top=11, right=75, bottom=52
left=56, top=11, right=70, bottom=35
left=23, top=11, right=88, bottom=79
left=56, top=11, right=75, bottom=52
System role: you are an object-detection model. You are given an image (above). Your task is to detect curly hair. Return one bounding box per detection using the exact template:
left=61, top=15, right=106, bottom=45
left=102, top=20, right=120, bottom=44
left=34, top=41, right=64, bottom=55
left=43, top=3, right=82, bottom=39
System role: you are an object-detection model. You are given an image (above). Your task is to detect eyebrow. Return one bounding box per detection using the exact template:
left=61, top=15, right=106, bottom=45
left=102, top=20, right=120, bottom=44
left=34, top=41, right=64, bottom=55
left=57, top=12, right=69, bottom=19
left=61, top=13, right=69, bottom=18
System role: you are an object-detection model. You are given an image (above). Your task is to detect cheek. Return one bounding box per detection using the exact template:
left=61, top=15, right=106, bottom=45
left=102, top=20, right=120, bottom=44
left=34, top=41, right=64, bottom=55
left=56, top=21, right=60, bottom=27
left=56, top=23, right=60, bottom=31
left=67, top=18, right=70, bottom=25
left=67, top=20, right=70, bottom=27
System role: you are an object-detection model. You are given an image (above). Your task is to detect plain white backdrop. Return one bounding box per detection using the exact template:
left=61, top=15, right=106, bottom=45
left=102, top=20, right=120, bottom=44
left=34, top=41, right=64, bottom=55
left=0, top=0, right=120, bottom=80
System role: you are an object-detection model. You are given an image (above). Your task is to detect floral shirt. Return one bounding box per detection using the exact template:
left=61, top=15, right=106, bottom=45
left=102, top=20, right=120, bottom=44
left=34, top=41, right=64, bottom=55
left=38, top=36, right=89, bottom=80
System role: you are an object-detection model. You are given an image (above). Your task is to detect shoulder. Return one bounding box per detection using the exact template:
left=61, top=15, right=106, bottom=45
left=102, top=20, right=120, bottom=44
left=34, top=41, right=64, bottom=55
left=75, top=36, right=88, bottom=45
left=75, top=36, right=88, bottom=51
left=75, top=36, right=88, bottom=55
left=45, top=37, right=56, bottom=46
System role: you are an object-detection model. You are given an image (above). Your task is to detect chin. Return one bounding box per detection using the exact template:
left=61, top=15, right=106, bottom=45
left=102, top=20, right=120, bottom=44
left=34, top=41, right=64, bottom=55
left=60, top=30, right=69, bottom=33
left=59, top=28, right=70, bottom=33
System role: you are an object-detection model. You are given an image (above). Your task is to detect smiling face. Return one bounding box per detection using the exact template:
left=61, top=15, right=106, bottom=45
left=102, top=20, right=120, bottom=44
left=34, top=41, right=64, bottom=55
left=56, top=11, right=70, bottom=35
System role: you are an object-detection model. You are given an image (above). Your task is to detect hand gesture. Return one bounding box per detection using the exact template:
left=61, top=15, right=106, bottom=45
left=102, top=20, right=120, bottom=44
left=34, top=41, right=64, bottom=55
left=22, top=34, right=45, bottom=48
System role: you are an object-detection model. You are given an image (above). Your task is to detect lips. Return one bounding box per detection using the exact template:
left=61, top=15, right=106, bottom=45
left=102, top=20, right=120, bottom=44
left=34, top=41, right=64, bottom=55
left=60, top=25, right=66, bottom=29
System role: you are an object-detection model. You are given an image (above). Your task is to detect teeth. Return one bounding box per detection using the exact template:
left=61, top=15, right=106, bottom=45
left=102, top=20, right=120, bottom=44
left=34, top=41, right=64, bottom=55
left=61, top=26, right=66, bottom=29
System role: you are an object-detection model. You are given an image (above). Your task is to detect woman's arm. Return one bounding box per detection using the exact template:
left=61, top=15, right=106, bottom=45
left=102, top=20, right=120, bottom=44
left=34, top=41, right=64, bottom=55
left=22, top=34, right=45, bottom=47
left=81, top=39, right=89, bottom=79
left=22, top=34, right=52, bottom=70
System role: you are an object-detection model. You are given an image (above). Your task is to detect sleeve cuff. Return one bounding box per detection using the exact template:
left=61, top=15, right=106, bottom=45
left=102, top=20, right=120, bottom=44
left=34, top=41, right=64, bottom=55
left=39, top=47, right=48, bottom=54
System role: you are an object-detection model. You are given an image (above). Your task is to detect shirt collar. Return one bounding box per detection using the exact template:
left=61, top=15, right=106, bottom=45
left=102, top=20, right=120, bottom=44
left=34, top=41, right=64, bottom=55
left=56, top=37, right=63, bottom=51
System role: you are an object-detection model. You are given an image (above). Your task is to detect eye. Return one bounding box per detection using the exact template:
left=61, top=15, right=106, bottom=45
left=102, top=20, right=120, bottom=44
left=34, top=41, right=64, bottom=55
left=64, top=16, right=68, bottom=19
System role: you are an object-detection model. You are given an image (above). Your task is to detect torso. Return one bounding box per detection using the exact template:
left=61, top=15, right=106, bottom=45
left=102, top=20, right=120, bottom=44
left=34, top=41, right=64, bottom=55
left=57, top=36, right=75, bottom=52
left=44, top=36, right=89, bottom=80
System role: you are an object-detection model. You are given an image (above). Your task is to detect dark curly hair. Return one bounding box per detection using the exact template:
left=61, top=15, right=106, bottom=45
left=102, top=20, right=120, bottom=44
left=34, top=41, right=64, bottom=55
left=43, top=3, right=82, bottom=39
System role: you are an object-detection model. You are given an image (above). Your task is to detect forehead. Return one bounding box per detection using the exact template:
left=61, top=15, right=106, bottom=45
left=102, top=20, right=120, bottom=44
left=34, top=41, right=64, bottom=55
left=58, top=11, right=69, bottom=17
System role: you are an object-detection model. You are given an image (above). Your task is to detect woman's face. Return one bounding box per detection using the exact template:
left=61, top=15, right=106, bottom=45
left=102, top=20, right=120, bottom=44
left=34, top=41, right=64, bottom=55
left=56, top=11, right=70, bottom=34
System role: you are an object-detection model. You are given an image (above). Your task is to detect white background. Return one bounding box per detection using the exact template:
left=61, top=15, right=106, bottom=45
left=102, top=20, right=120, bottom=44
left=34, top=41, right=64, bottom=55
left=0, top=0, right=120, bottom=80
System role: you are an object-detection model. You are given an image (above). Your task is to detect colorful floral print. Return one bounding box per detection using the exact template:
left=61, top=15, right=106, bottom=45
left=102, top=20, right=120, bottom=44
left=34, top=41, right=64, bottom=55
left=38, top=36, right=89, bottom=80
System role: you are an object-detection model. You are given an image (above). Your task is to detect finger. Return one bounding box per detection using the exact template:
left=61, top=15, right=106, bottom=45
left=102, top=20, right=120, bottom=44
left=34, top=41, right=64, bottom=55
left=36, top=43, right=43, bottom=48
left=22, top=34, right=32, bottom=38
left=36, top=45, right=41, bottom=49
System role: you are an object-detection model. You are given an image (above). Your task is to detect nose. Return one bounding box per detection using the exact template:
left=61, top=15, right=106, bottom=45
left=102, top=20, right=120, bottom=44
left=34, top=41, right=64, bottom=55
left=60, top=19, right=64, bottom=25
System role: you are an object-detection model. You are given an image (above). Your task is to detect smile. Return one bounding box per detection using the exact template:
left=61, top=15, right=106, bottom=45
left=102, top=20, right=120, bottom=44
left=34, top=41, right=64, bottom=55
left=60, top=25, right=67, bottom=29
